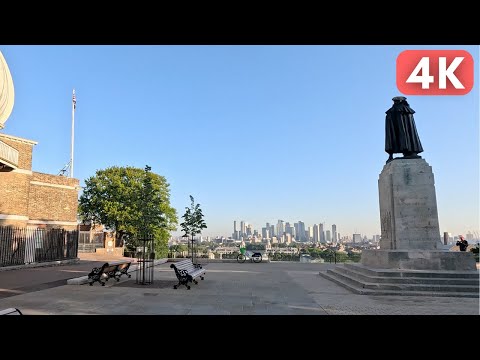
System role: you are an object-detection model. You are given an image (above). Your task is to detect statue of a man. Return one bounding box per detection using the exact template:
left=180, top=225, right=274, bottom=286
left=385, top=96, right=423, bottom=163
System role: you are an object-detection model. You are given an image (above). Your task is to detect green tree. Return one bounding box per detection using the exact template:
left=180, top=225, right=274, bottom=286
left=78, top=165, right=177, bottom=257
left=180, top=195, right=207, bottom=259
left=169, top=244, right=188, bottom=258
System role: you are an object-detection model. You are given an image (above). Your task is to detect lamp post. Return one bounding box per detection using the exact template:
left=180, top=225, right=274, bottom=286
left=192, top=235, right=196, bottom=265
left=182, top=234, right=189, bottom=259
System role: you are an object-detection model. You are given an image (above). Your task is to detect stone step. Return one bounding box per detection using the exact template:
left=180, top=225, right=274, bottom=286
left=343, top=263, right=479, bottom=279
left=319, top=271, right=480, bottom=298
left=334, top=265, right=480, bottom=286
left=327, top=268, right=478, bottom=293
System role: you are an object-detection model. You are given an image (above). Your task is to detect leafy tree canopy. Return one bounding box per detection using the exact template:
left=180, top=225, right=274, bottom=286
left=78, top=165, right=177, bottom=253
left=180, top=195, right=207, bottom=239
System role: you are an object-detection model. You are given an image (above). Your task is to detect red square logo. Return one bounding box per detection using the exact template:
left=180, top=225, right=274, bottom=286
left=397, top=50, right=474, bottom=95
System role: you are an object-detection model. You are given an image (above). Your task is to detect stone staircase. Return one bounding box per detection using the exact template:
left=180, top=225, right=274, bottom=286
left=319, top=263, right=480, bottom=298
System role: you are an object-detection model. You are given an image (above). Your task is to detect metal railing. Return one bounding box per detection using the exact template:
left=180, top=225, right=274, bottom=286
left=0, top=226, right=78, bottom=267
left=78, top=231, right=104, bottom=253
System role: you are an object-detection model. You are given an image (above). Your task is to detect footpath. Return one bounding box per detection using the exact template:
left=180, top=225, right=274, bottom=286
left=0, top=253, right=136, bottom=300
left=0, top=254, right=478, bottom=315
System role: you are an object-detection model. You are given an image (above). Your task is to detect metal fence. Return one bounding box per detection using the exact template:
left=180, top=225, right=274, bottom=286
left=78, top=230, right=104, bottom=253
left=0, top=226, right=78, bottom=267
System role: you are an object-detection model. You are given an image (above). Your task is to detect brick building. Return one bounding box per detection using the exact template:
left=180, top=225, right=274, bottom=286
left=0, top=133, right=80, bottom=230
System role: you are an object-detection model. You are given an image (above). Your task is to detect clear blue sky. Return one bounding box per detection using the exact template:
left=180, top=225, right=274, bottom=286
left=1, top=45, right=478, bottom=239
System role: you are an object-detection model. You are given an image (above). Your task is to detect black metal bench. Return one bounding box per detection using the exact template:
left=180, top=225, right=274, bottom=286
left=87, top=261, right=132, bottom=286
left=0, top=308, right=23, bottom=315
left=108, top=261, right=132, bottom=280
left=170, top=259, right=206, bottom=290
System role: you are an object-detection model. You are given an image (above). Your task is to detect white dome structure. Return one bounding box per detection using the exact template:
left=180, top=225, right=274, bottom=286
left=0, top=51, right=15, bottom=129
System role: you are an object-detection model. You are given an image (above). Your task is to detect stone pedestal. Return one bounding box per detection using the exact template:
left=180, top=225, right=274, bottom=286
left=323, top=156, right=478, bottom=295
left=362, top=158, right=476, bottom=271
left=361, top=249, right=477, bottom=271
left=378, top=158, right=442, bottom=250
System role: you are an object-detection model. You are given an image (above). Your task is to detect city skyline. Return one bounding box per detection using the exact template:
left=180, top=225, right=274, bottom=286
left=1, top=45, right=478, bottom=238
left=180, top=217, right=476, bottom=241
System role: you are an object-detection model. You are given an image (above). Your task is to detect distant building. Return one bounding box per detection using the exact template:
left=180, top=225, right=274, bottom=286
left=285, top=222, right=293, bottom=236
left=246, top=224, right=252, bottom=236
left=261, top=227, right=270, bottom=239
left=332, top=224, right=337, bottom=244
left=319, top=223, right=325, bottom=243
left=326, top=230, right=331, bottom=242
left=285, top=233, right=292, bottom=244
left=313, top=224, right=320, bottom=243
left=297, top=221, right=306, bottom=242
left=276, top=220, right=284, bottom=239
left=352, top=233, right=362, bottom=244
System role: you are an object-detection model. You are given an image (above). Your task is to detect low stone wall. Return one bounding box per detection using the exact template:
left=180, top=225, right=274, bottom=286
left=167, top=258, right=270, bottom=263
left=95, top=247, right=124, bottom=256
left=0, top=258, right=80, bottom=272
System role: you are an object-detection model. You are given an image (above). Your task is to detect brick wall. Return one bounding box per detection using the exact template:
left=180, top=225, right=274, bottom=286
left=0, top=171, right=30, bottom=216
left=0, top=134, right=80, bottom=230
left=28, top=172, right=79, bottom=223
left=31, top=172, right=78, bottom=187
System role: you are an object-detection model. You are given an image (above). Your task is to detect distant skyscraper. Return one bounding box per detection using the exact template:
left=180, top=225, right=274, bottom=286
left=297, top=221, right=306, bottom=242
left=308, top=226, right=314, bottom=241
left=233, top=221, right=237, bottom=239
left=332, top=224, right=337, bottom=244
left=319, top=223, right=325, bottom=243
left=270, top=225, right=275, bottom=237
left=285, top=222, right=293, bottom=236
left=352, top=233, right=361, bottom=243
left=276, top=220, right=284, bottom=238
left=313, top=224, right=320, bottom=243
left=326, top=230, right=331, bottom=242
left=240, top=221, right=246, bottom=238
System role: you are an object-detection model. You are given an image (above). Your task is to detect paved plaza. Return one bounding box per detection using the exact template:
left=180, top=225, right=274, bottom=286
left=0, top=261, right=478, bottom=315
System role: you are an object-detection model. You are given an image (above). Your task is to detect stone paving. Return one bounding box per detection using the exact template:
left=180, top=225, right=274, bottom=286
left=0, top=262, right=478, bottom=315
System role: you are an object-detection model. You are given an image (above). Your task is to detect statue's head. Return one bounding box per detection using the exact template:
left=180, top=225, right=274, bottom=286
left=392, top=96, right=407, bottom=103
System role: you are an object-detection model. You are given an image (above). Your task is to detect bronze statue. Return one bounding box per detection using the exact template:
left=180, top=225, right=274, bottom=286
left=385, top=96, right=423, bottom=163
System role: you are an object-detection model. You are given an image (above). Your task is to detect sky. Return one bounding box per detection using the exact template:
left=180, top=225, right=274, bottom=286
left=0, top=45, right=478, bottom=239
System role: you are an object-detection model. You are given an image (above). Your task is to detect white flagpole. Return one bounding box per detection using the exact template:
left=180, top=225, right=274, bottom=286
left=70, top=89, right=76, bottom=178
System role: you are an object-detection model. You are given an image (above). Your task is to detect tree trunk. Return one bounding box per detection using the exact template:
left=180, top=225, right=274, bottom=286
left=115, top=230, right=124, bottom=247
left=191, top=234, right=195, bottom=263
